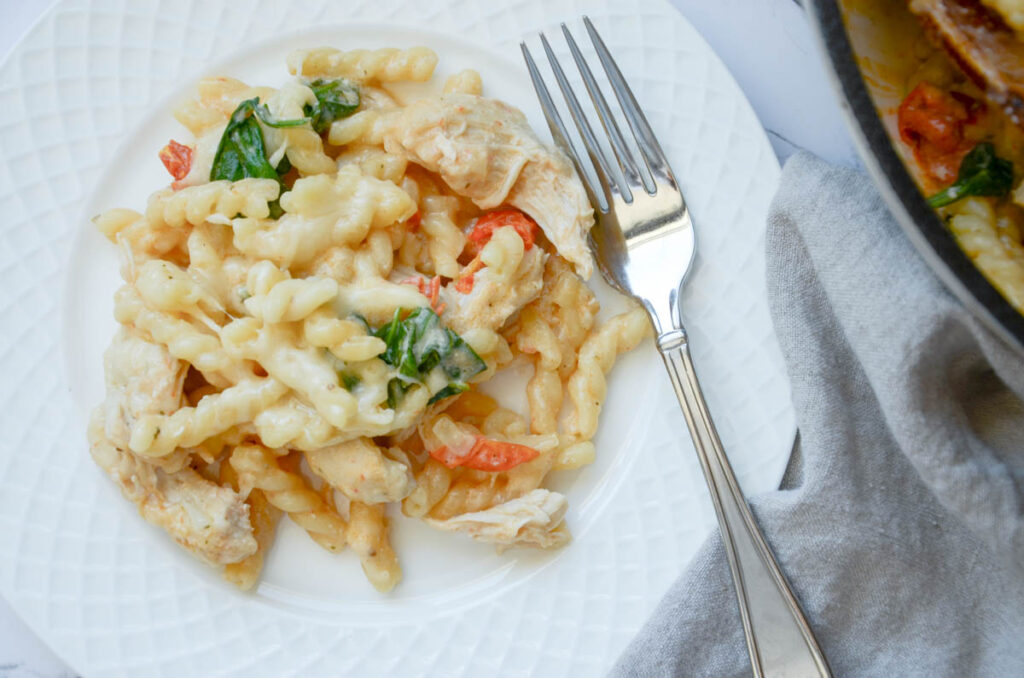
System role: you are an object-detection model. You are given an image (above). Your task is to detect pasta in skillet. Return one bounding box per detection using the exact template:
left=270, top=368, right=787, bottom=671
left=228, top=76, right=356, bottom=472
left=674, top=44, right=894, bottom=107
left=88, top=45, right=650, bottom=592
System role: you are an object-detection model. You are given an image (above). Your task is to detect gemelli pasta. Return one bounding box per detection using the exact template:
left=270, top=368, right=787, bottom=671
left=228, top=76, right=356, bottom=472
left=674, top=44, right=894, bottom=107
left=88, top=45, right=650, bottom=592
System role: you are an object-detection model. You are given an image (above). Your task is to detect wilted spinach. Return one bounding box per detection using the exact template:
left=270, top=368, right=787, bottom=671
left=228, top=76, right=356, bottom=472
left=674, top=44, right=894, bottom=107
left=927, top=143, right=1014, bottom=208
left=373, top=307, right=485, bottom=407
left=304, top=79, right=361, bottom=134
left=210, top=98, right=280, bottom=182
left=211, top=98, right=297, bottom=219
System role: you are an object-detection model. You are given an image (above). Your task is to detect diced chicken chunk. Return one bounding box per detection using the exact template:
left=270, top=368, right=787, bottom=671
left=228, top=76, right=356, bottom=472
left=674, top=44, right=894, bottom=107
left=90, top=426, right=257, bottom=565
left=101, top=327, right=187, bottom=449
left=383, top=94, right=594, bottom=278
left=90, top=328, right=256, bottom=565
left=305, top=438, right=415, bottom=504
left=425, top=488, right=571, bottom=548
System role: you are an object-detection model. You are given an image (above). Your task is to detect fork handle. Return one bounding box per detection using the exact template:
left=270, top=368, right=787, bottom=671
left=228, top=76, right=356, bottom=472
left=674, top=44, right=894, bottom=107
left=657, top=327, right=833, bottom=678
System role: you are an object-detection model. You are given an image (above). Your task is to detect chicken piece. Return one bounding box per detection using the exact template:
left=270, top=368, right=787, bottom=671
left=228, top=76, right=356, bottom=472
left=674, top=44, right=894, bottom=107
left=89, top=425, right=258, bottom=565
left=305, top=438, right=415, bottom=504
left=90, top=328, right=257, bottom=565
left=101, top=327, right=188, bottom=450
left=424, top=488, right=571, bottom=548
left=910, top=0, right=1024, bottom=122
left=439, top=246, right=546, bottom=335
left=382, top=94, right=595, bottom=278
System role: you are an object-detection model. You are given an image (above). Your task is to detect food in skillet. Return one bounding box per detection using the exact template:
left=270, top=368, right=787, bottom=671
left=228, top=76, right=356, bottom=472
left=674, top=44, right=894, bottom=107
left=873, top=0, right=1024, bottom=310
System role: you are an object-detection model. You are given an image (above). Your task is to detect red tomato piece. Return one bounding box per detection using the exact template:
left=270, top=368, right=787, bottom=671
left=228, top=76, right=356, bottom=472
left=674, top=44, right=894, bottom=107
left=463, top=439, right=540, bottom=472
left=430, top=437, right=540, bottom=472
left=158, top=140, right=193, bottom=181
left=897, top=82, right=982, bottom=186
left=466, top=209, right=538, bottom=255
left=430, top=445, right=469, bottom=468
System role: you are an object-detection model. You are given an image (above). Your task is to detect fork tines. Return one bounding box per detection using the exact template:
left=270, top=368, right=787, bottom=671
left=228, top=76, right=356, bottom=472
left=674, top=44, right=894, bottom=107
left=520, top=17, right=675, bottom=212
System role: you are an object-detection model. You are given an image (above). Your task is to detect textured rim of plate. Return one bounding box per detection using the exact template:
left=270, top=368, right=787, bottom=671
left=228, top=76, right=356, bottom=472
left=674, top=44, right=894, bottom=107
left=0, top=1, right=794, bottom=676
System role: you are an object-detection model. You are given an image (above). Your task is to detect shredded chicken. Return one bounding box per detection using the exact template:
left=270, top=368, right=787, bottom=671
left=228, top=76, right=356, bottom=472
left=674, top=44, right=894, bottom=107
left=424, top=488, right=571, bottom=548
left=383, top=94, right=595, bottom=278
left=90, top=329, right=256, bottom=565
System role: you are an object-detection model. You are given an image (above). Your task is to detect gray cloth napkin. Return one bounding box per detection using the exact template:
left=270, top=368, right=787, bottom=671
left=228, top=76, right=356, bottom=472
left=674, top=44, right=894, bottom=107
left=612, top=152, right=1024, bottom=677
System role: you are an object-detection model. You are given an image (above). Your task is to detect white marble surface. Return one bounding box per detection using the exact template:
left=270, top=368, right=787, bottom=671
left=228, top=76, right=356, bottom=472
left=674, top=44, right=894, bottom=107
left=0, top=0, right=857, bottom=675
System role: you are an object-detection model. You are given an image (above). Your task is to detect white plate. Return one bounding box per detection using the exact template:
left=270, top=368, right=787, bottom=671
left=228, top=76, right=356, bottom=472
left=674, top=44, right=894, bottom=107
left=0, top=0, right=794, bottom=675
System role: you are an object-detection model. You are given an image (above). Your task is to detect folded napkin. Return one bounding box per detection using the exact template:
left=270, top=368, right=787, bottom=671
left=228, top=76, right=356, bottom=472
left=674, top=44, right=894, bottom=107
left=612, top=152, right=1024, bottom=677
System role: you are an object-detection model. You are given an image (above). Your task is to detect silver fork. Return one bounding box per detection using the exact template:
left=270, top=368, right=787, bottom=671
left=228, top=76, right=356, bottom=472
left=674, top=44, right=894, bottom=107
left=522, top=19, right=833, bottom=678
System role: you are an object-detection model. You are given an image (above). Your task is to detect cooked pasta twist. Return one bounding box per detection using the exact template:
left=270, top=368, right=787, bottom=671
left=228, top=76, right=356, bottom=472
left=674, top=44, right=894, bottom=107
left=354, top=228, right=395, bottom=280
left=129, top=378, right=289, bottom=456
left=288, top=47, right=438, bottom=82
left=443, top=69, right=483, bottom=95
left=328, top=109, right=397, bottom=146
left=480, top=227, right=526, bottom=281
left=347, top=502, right=401, bottom=592
left=566, top=307, right=651, bottom=441
left=513, top=306, right=564, bottom=434
left=534, top=257, right=600, bottom=379
left=220, top=459, right=280, bottom=590
left=113, top=285, right=242, bottom=385
left=302, top=310, right=385, bottom=361
left=242, top=271, right=339, bottom=323
left=420, top=195, right=466, bottom=278
left=336, top=145, right=408, bottom=185
left=252, top=395, right=341, bottom=450
left=947, top=197, right=1024, bottom=309
left=94, top=208, right=143, bottom=242
left=230, top=445, right=348, bottom=553
left=173, top=77, right=272, bottom=135
left=232, top=166, right=415, bottom=268
left=221, top=321, right=359, bottom=429
left=145, top=179, right=280, bottom=230
left=402, top=459, right=454, bottom=519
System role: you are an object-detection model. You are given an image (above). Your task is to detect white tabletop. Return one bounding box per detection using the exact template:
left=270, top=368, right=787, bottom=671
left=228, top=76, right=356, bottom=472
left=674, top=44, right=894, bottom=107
left=0, top=0, right=857, bottom=675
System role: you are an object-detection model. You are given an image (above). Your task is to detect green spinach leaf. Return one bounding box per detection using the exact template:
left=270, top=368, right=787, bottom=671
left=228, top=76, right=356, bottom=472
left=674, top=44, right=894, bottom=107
left=253, top=104, right=311, bottom=128
left=304, top=79, right=360, bottom=134
left=212, top=98, right=297, bottom=219
left=428, top=382, right=469, bottom=405
left=927, top=143, right=1014, bottom=208
left=210, top=98, right=279, bottom=182
left=373, top=307, right=486, bottom=408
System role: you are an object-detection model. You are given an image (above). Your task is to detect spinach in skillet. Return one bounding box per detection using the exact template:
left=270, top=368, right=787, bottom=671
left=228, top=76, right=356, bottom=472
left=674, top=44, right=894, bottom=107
left=927, top=143, right=1014, bottom=208
left=373, top=307, right=485, bottom=408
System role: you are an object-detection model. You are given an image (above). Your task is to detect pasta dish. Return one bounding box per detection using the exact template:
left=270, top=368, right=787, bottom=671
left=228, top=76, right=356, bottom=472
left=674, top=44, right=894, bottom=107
left=87, top=46, right=649, bottom=592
